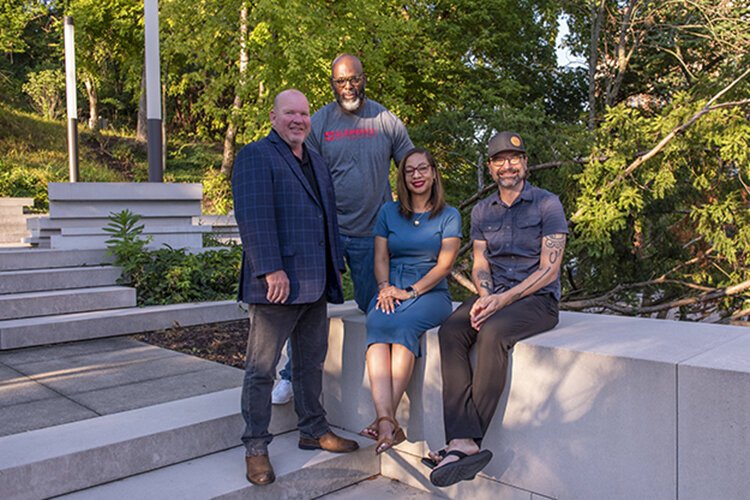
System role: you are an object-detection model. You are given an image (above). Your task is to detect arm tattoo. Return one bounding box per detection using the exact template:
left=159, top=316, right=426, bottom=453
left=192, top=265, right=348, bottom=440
left=477, top=270, right=493, bottom=294
left=544, top=234, right=566, bottom=264
left=516, top=267, right=551, bottom=300
left=508, top=235, right=564, bottom=305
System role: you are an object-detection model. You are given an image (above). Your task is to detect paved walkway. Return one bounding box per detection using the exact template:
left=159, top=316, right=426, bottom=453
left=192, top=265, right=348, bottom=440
left=0, top=338, right=243, bottom=436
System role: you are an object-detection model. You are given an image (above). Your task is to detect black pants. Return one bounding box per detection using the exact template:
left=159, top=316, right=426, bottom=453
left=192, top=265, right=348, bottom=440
left=438, top=294, right=559, bottom=444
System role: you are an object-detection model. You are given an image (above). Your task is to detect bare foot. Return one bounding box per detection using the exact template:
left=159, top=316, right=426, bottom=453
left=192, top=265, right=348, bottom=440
left=375, top=416, right=396, bottom=454
left=358, top=419, right=378, bottom=440
left=432, top=439, right=480, bottom=470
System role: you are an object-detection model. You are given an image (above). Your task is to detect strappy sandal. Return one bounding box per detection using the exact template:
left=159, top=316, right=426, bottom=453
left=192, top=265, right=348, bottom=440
left=358, top=419, right=379, bottom=441
left=374, top=415, right=406, bottom=454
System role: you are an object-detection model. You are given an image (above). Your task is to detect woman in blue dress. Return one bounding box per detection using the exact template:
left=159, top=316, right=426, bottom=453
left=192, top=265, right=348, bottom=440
left=362, top=147, right=461, bottom=454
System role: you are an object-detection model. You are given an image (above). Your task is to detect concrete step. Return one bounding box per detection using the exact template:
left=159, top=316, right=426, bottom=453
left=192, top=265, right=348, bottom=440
left=0, top=265, right=122, bottom=294
left=57, top=431, right=377, bottom=500
left=0, top=212, right=26, bottom=224
left=0, top=286, right=136, bottom=321
left=320, top=475, right=444, bottom=499
left=0, top=207, right=27, bottom=216
left=0, top=387, right=302, bottom=500
left=0, top=232, right=29, bottom=244
left=0, top=197, right=33, bottom=207
left=0, top=300, right=247, bottom=349
left=0, top=248, right=113, bottom=271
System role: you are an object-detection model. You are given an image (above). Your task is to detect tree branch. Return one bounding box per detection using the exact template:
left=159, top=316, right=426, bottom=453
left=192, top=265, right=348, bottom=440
left=451, top=270, right=476, bottom=294
left=561, top=277, right=750, bottom=316
left=611, top=71, right=750, bottom=184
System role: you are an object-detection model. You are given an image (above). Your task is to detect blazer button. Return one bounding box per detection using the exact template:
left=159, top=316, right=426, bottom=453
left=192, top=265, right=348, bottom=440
left=319, top=241, right=324, bottom=246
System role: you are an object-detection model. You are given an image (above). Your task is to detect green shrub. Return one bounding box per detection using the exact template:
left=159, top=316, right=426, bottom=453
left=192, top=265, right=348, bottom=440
left=202, top=168, right=233, bottom=214
left=105, top=210, right=241, bottom=306
left=0, top=161, right=59, bottom=211
left=22, top=69, right=65, bottom=120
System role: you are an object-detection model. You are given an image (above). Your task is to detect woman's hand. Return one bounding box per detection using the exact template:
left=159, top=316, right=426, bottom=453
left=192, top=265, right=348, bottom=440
left=375, top=285, right=411, bottom=314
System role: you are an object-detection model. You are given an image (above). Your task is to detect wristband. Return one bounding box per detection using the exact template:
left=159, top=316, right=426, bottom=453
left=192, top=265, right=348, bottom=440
left=404, top=286, right=417, bottom=299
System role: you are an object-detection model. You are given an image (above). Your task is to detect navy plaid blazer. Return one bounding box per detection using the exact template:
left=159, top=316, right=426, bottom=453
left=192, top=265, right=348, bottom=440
left=232, top=129, right=346, bottom=305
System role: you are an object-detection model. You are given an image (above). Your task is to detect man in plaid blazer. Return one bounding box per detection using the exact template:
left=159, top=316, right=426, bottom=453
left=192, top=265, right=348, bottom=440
left=232, top=89, right=359, bottom=486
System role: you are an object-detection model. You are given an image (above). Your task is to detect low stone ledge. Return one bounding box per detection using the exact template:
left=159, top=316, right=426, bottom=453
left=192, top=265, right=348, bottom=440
left=323, top=305, right=750, bottom=499
left=48, top=182, right=202, bottom=201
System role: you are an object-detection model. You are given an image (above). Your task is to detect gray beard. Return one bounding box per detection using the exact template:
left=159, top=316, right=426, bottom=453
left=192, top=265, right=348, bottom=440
left=339, top=96, right=363, bottom=112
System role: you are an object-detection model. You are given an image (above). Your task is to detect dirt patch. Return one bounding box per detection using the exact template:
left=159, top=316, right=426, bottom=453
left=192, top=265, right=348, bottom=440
left=133, top=319, right=249, bottom=369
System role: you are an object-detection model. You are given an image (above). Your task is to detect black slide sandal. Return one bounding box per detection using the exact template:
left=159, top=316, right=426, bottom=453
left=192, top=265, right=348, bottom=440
left=429, top=449, right=493, bottom=487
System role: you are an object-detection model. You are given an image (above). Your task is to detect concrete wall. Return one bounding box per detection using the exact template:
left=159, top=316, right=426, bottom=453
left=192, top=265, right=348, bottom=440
left=27, top=183, right=208, bottom=249
left=323, top=306, right=750, bottom=499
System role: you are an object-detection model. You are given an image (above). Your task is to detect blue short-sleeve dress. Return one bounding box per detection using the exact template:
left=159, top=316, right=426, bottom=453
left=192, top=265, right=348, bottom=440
left=366, top=201, right=462, bottom=357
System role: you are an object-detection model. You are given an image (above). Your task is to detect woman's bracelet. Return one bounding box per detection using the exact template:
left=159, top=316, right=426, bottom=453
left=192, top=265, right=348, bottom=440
left=377, top=280, right=389, bottom=290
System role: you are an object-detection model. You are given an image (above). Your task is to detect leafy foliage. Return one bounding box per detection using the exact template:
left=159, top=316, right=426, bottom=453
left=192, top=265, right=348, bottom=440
left=104, top=210, right=241, bottom=306
left=22, top=69, right=65, bottom=119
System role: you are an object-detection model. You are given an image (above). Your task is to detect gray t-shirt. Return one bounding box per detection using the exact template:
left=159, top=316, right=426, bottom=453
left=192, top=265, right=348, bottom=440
left=306, top=99, right=413, bottom=237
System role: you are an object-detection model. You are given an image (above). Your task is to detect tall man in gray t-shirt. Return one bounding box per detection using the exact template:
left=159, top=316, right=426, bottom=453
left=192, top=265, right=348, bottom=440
left=271, top=54, right=414, bottom=405
left=307, top=54, right=414, bottom=311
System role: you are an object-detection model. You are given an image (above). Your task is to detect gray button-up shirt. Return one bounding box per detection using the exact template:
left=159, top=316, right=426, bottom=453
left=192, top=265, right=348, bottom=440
left=470, top=181, right=568, bottom=300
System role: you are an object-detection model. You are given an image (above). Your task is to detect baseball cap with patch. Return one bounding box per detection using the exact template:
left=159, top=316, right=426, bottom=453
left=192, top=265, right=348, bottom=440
left=488, top=131, right=526, bottom=157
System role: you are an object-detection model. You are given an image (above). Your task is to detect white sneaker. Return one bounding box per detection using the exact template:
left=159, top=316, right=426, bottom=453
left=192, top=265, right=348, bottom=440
left=271, top=379, right=293, bottom=405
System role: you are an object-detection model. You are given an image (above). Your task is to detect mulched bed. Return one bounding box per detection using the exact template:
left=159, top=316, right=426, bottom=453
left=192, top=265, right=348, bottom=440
left=132, top=319, right=249, bottom=369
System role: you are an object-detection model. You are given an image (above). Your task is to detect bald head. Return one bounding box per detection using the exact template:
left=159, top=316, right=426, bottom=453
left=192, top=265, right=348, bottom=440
left=273, top=89, right=307, bottom=112
left=331, top=54, right=363, bottom=75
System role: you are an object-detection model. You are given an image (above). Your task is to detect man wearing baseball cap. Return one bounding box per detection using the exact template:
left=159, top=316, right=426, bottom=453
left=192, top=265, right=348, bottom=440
left=424, top=131, right=568, bottom=487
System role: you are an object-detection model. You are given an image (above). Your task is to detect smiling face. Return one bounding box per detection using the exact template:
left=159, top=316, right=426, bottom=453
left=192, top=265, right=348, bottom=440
left=403, top=152, right=435, bottom=197
left=269, top=89, right=311, bottom=154
left=488, top=152, right=528, bottom=190
left=331, top=55, right=366, bottom=113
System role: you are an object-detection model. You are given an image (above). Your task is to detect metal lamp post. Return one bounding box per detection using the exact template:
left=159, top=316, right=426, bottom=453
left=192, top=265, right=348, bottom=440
left=144, top=0, right=163, bottom=182
left=64, top=16, right=79, bottom=182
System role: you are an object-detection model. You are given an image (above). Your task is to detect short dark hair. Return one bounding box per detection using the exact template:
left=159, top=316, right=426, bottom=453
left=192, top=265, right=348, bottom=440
left=396, top=147, right=446, bottom=220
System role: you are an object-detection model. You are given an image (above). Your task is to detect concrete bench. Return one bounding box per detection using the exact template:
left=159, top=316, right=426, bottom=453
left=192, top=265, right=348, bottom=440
left=322, top=306, right=750, bottom=499
left=27, top=183, right=209, bottom=249
left=0, top=197, right=33, bottom=245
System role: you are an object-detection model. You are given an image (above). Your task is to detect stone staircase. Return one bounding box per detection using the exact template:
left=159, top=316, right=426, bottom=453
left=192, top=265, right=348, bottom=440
left=0, top=308, right=435, bottom=500
left=0, top=384, right=379, bottom=499
left=0, top=248, right=246, bottom=350
left=0, top=245, right=432, bottom=498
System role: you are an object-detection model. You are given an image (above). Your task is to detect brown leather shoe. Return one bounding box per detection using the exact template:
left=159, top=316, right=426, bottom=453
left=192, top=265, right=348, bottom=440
left=298, top=431, right=359, bottom=453
left=245, top=454, right=275, bottom=485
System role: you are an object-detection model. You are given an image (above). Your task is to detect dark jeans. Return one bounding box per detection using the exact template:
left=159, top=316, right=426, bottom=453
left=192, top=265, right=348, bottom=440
left=241, top=296, right=330, bottom=455
left=438, top=294, right=559, bottom=444
left=340, top=234, right=377, bottom=312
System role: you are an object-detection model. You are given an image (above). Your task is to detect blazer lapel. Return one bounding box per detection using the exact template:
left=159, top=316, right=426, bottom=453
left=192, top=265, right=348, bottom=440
left=268, top=130, right=320, bottom=207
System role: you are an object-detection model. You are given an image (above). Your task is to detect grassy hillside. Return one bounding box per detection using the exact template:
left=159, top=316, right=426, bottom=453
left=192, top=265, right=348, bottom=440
left=0, top=105, right=225, bottom=212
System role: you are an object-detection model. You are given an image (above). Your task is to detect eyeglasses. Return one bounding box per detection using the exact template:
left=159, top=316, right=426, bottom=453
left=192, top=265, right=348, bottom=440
left=489, top=155, right=525, bottom=167
left=332, top=74, right=364, bottom=88
left=404, top=164, right=431, bottom=177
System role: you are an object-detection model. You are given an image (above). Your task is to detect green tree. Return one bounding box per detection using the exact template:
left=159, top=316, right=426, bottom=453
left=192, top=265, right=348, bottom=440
left=0, top=0, right=41, bottom=54
left=67, top=0, right=143, bottom=130
left=561, top=0, right=750, bottom=321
